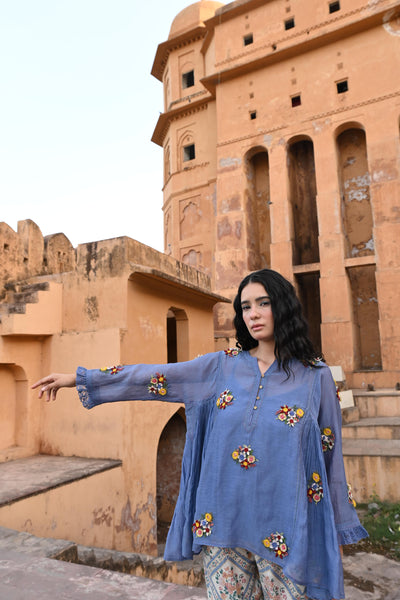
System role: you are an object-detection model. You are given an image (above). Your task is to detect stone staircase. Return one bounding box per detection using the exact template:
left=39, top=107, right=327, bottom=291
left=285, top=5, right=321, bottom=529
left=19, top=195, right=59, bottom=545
left=342, top=389, right=400, bottom=502
left=0, top=281, right=49, bottom=322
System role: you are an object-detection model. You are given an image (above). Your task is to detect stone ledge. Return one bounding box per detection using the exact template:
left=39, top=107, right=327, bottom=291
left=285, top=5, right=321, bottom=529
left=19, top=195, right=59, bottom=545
left=0, top=455, right=122, bottom=507
left=342, top=439, right=400, bottom=457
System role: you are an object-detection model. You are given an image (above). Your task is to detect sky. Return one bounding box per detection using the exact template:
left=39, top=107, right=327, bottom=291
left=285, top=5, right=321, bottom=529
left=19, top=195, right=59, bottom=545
left=0, top=0, right=216, bottom=252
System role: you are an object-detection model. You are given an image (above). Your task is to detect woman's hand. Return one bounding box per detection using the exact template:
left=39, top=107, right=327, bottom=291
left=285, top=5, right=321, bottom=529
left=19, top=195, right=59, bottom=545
left=32, top=373, right=76, bottom=402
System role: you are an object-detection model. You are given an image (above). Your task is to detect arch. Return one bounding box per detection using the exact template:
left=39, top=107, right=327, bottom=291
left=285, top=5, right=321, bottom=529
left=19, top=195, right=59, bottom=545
left=244, top=146, right=271, bottom=270
left=336, top=127, right=373, bottom=258
left=333, top=120, right=366, bottom=139
left=167, top=307, right=189, bottom=363
left=287, top=137, right=319, bottom=265
left=0, top=363, right=28, bottom=452
left=156, top=408, right=186, bottom=545
left=178, top=130, right=196, bottom=169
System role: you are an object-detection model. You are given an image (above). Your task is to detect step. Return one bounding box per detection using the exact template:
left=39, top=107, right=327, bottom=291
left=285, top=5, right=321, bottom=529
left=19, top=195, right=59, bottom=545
left=353, top=391, right=400, bottom=418
left=343, top=439, right=400, bottom=502
left=0, top=548, right=208, bottom=600
left=0, top=455, right=122, bottom=508
left=342, top=416, right=400, bottom=440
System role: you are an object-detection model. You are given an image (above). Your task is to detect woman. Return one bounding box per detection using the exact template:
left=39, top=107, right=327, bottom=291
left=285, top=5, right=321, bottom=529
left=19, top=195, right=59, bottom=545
left=33, top=269, right=368, bottom=600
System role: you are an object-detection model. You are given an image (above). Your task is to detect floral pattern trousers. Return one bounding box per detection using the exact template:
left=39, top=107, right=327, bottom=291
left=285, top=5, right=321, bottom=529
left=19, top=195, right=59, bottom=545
left=202, top=546, right=307, bottom=600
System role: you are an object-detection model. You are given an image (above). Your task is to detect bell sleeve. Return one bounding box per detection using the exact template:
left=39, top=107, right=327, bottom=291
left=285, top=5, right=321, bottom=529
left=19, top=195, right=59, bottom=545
left=318, top=366, right=368, bottom=545
left=75, top=352, right=221, bottom=410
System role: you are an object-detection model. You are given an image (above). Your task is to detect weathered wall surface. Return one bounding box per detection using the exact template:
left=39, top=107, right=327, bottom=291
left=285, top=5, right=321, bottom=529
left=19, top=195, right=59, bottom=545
left=0, top=220, right=225, bottom=555
left=153, top=0, right=400, bottom=385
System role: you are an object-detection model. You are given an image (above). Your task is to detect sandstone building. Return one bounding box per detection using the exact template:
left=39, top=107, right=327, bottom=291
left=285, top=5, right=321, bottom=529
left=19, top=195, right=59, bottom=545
left=0, top=220, right=226, bottom=557
left=1, top=0, right=400, bottom=563
left=152, top=0, right=400, bottom=389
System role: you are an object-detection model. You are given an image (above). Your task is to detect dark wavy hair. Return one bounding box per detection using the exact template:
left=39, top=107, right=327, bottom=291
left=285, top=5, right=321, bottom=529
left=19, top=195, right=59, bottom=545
left=233, top=269, right=321, bottom=375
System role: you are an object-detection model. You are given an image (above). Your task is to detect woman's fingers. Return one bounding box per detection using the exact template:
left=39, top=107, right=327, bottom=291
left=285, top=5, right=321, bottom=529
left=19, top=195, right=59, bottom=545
left=31, top=373, right=76, bottom=400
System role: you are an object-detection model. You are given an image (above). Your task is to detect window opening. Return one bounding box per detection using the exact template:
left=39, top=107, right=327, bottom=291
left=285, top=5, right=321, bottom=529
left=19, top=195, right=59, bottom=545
left=243, top=33, right=253, bottom=46
left=336, top=79, right=348, bottom=94
left=285, top=17, right=295, bottom=30
left=250, top=111, right=257, bottom=120
left=291, top=94, right=301, bottom=107
left=182, top=70, right=194, bottom=89
left=329, top=1, right=340, bottom=13
left=183, top=144, right=195, bottom=162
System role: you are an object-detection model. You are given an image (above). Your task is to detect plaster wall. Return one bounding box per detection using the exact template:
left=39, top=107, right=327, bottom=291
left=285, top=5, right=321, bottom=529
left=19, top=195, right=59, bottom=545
left=0, top=221, right=225, bottom=555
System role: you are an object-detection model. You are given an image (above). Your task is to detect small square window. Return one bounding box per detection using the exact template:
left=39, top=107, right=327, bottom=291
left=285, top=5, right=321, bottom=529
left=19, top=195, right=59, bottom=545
left=336, top=79, right=348, bottom=94
left=183, top=144, right=195, bottom=162
left=243, top=33, right=253, bottom=46
left=250, top=111, right=257, bottom=120
left=291, top=94, right=301, bottom=107
left=182, top=70, right=194, bottom=89
left=285, top=17, right=295, bottom=30
left=329, top=1, right=340, bottom=13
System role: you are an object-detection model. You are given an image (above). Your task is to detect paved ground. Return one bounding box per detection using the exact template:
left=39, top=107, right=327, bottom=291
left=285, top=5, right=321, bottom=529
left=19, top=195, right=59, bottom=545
left=0, top=527, right=399, bottom=599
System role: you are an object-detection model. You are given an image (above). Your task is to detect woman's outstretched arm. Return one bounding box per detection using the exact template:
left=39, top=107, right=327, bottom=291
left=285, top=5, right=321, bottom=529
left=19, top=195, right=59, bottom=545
left=32, top=373, right=76, bottom=402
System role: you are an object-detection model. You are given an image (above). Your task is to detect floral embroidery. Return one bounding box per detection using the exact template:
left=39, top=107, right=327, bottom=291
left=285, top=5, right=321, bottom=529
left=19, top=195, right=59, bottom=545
left=334, top=381, right=341, bottom=402
left=262, top=532, right=289, bottom=558
left=192, top=512, right=214, bottom=537
left=147, top=373, right=167, bottom=396
left=224, top=347, right=242, bottom=357
left=321, top=427, right=335, bottom=452
left=77, top=384, right=90, bottom=408
left=231, top=444, right=257, bottom=469
left=307, top=472, right=324, bottom=504
left=276, top=405, right=304, bottom=427
left=348, top=483, right=357, bottom=507
left=303, top=356, right=323, bottom=368
left=100, top=365, right=124, bottom=375
left=216, top=389, right=235, bottom=409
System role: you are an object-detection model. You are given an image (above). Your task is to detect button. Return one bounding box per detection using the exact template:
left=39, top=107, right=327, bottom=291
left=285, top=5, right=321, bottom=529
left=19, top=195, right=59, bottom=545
left=256, top=396, right=260, bottom=400
left=253, top=406, right=258, bottom=410
left=259, top=385, right=263, bottom=389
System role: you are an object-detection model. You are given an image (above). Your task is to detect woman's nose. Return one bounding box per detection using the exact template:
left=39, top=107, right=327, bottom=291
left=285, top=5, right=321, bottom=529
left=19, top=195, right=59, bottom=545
left=249, top=306, right=259, bottom=319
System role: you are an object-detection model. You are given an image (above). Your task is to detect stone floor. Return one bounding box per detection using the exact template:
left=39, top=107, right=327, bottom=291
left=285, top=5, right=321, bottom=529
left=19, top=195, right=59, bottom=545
left=0, top=527, right=400, bottom=599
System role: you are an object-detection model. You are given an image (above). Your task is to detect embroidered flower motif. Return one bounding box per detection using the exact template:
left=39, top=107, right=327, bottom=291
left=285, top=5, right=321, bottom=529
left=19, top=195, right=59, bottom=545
left=262, top=532, right=289, bottom=558
left=307, top=472, right=324, bottom=504
left=224, top=347, right=242, bottom=357
left=216, top=389, right=235, bottom=409
left=333, top=379, right=342, bottom=402
left=347, top=483, right=357, bottom=508
left=321, top=427, right=335, bottom=452
left=192, top=513, right=214, bottom=537
left=147, top=373, right=167, bottom=396
left=303, top=357, right=323, bottom=368
left=276, top=405, right=304, bottom=427
left=100, top=365, right=123, bottom=375
left=231, top=444, right=257, bottom=469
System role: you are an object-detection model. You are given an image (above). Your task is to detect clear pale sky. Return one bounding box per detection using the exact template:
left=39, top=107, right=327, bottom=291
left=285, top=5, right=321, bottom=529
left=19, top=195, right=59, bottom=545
left=0, top=0, right=216, bottom=251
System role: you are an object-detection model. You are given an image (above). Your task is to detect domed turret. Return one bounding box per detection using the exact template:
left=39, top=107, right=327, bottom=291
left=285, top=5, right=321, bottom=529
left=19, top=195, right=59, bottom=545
left=168, top=1, right=224, bottom=40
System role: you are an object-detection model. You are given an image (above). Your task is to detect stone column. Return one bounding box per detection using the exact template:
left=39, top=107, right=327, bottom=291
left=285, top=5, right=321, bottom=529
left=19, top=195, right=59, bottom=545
left=365, top=105, right=400, bottom=375
left=313, top=128, right=355, bottom=371
left=268, top=141, right=293, bottom=281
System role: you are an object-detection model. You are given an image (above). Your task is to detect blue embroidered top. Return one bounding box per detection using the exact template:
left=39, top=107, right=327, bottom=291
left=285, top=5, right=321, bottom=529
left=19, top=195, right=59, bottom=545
left=76, top=350, right=368, bottom=600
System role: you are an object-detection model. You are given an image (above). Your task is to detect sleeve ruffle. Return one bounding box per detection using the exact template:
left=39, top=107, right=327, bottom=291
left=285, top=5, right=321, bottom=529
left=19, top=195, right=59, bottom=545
left=337, top=523, right=369, bottom=545
left=76, top=366, right=95, bottom=409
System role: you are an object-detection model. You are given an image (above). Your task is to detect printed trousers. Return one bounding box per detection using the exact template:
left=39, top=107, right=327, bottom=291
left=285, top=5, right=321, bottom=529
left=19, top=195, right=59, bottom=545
left=202, top=546, right=307, bottom=600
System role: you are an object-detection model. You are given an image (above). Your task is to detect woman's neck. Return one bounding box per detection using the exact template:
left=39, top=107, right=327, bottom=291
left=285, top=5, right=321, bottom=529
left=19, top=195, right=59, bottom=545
left=250, top=341, right=275, bottom=373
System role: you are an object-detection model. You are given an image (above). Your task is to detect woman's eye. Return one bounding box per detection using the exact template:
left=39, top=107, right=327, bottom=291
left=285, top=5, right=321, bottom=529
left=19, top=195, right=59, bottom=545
left=260, top=301, right=270, bottom=306
left=242, top=305, right=250, bottom=311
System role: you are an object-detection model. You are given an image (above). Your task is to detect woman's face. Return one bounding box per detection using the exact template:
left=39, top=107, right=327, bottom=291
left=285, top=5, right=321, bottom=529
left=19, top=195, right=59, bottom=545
left=240, top=281, right=274, bottom=344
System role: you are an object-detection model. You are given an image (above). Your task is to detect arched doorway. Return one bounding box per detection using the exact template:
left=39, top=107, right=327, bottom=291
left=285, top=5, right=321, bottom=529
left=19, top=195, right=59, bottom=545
left=156, top=408, right=186, bottom=545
